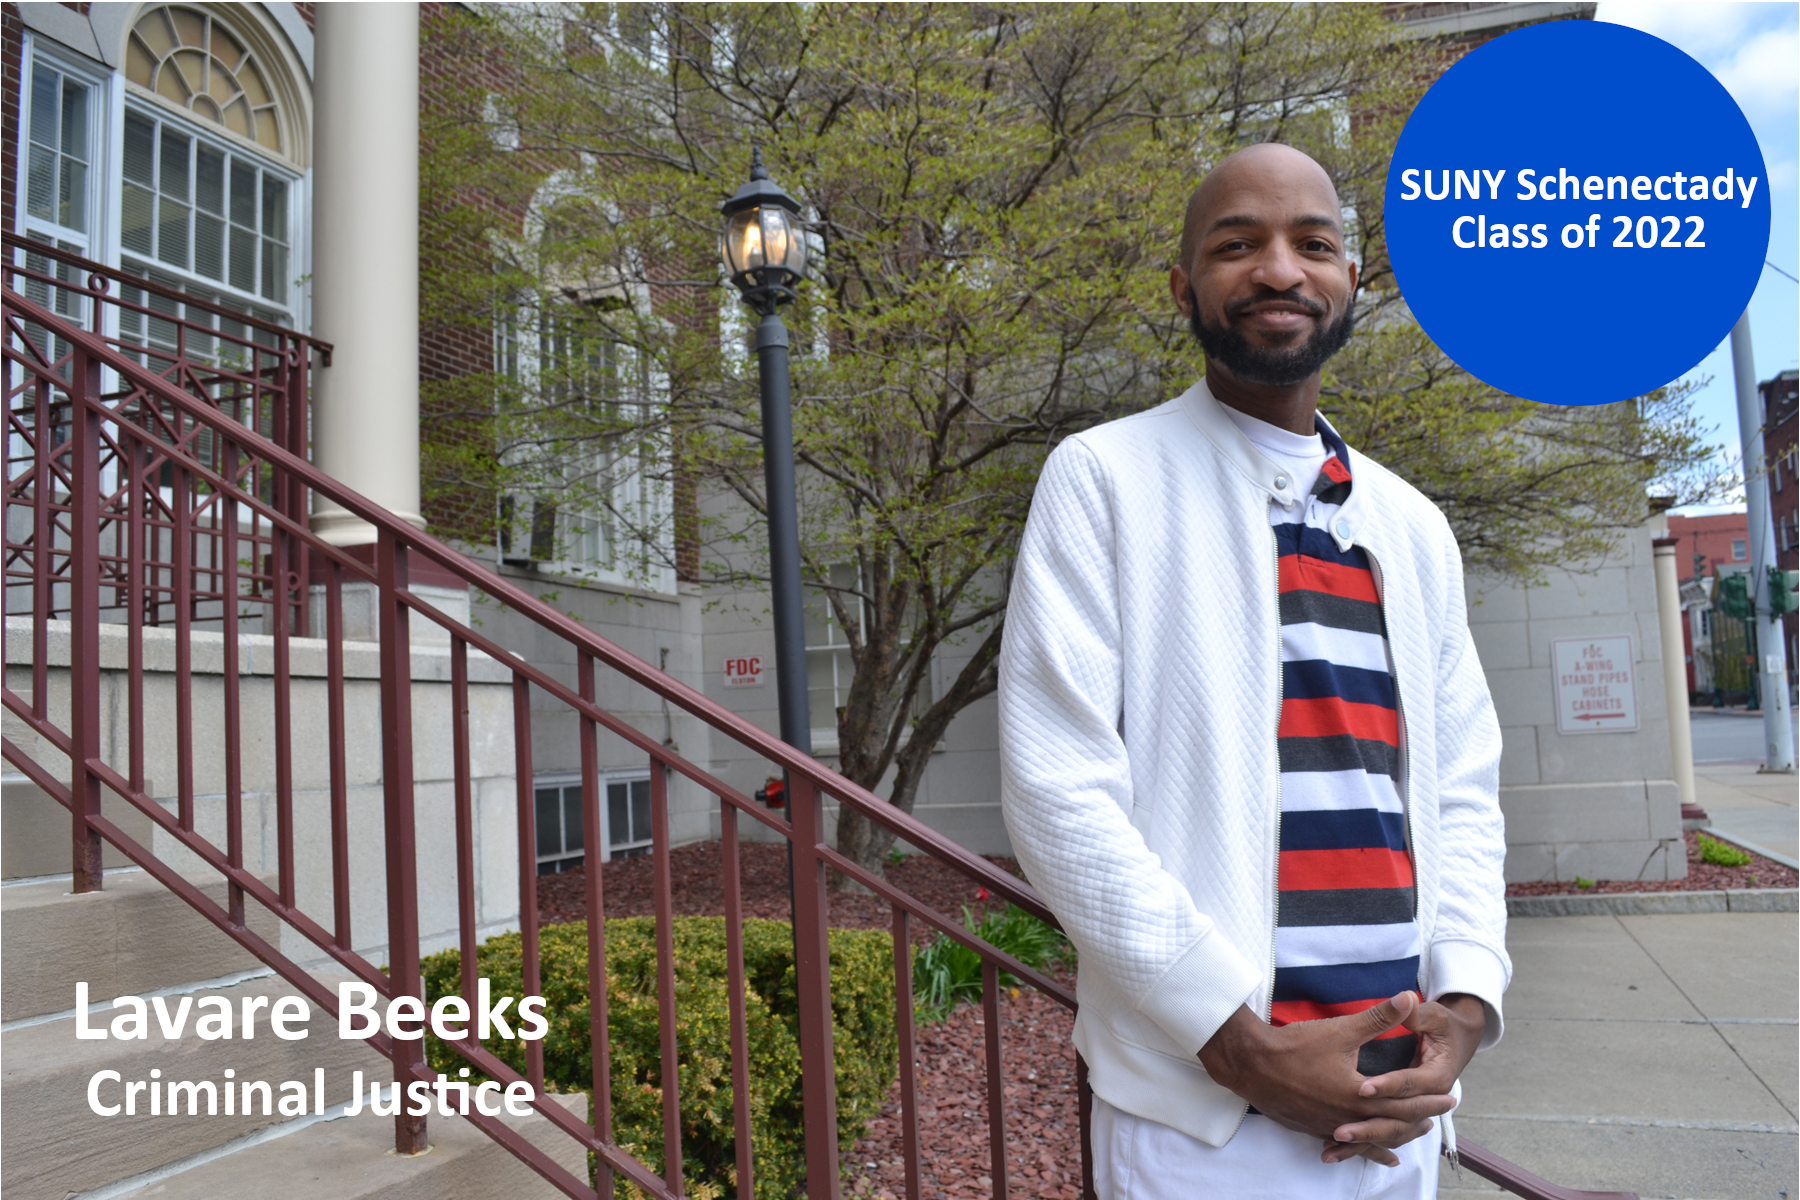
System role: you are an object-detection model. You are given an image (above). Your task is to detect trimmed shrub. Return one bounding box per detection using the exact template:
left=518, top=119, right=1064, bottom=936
left=421, top=917, right=896, bottom=1200
left=1697, top=832, right=1753, bottom=867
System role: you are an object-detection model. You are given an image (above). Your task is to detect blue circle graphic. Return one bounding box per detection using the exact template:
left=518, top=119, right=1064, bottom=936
left=1385, top=21, right=1770, bottom=406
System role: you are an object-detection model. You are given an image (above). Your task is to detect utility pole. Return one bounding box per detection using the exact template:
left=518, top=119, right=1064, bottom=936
left=1729, top=311, right=1796, bottom=772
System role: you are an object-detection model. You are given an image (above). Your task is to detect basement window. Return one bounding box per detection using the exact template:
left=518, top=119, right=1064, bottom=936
left=533, top=774, right=654, bottom=874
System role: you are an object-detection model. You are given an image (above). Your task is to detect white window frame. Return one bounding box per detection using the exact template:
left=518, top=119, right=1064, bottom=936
left=16, top=39, right=110, bottom=259
left=494, top=300, right=675, bottom=594
left=14, top=36, right=115, bottom=347
left=115, top=100, right=302, bottom=326
left=803, top=563, right=939, bottom=754
left=805, top=563, right=862, bottom=750
left=531, top=770, right=656, bottom=871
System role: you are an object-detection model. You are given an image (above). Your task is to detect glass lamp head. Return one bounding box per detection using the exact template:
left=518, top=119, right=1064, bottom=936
left=721, top=149, right=806, bottom=309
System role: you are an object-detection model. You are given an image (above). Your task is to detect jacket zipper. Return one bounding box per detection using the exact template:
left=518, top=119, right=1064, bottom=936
left=1265, top=522, right=1285, bottom=1012
left=1366, top=545, right=1459, bottom=1168
left=1228, top=523, right=1286, bottom=1141
left=1363, top=549, right=1417, bottom=920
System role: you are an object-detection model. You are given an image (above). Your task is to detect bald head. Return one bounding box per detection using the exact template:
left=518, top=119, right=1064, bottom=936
left=1179, top=143, right=1341, bottom=272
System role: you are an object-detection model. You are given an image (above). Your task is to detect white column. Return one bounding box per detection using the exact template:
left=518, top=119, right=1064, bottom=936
left=309, top=3, right=423, bottom=545
left=1653, top=538, right=1697, bottom=807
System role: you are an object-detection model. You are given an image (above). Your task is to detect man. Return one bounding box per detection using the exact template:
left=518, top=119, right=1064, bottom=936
left=998, top=142, right=1509, bottom=1198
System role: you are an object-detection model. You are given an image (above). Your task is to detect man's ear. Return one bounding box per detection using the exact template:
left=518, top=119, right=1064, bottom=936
left=1346, top=256, right=1359, bottom=296
left=1169, top=265, right=1192, bottom=318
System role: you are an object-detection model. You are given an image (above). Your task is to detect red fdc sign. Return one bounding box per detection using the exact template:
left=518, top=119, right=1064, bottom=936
left=723, top=656, right=764, bottom=688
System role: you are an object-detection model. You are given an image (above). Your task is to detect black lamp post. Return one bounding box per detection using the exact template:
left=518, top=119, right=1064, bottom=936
left=722, top=149, right=812, bottom=757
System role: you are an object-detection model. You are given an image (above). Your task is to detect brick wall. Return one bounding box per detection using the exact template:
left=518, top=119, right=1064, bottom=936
left=414, top=4, right=709, bottom=577
left=2, top=4, right=22, bottom=236
left=418, top=1, right=530, bottom=543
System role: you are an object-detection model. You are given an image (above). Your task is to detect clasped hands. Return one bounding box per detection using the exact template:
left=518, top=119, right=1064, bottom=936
left=1197, top=991, right=1485, bottom=1167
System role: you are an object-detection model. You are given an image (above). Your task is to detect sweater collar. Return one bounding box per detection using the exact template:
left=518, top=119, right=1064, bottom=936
left=1179, top=378, right=1372, bottom=552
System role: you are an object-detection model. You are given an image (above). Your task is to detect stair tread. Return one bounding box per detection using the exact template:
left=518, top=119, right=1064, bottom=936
left=109, top=1092, right=589, bottom=1200
left=1, top=972, right=388, bottom=1200
left=2, top=871, right=280, bottom=1023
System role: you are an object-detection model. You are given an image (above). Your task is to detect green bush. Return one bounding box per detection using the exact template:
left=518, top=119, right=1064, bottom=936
left=913, top=904, right=1071, bottom=1022
left=1697, top=832, right=1753, bottom=867
left=421, top=917, right=896, bottom=1200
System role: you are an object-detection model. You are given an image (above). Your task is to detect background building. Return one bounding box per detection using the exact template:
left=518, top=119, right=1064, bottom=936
left=1669, top=508, right=1753, bottom=700
left=3, top=0, right=1698, bottom=895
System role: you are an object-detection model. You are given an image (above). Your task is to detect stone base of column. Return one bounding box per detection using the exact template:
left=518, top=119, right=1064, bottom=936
left=307, top=543, right=471, bottom=644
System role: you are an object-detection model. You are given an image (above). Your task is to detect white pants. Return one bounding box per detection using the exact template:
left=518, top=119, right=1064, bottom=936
left=1092, top=1099, right=1441, bottom=1200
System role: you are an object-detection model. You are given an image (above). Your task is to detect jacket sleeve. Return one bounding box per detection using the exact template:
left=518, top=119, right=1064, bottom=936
left=999, top=439, right=1263, bottom=1058
left=1426, top=525, right=1512, bottom=1051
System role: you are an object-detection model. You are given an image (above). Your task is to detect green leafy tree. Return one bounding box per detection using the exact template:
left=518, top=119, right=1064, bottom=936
left=419, top=4, right=1725, bottom=878
left=1321, top=319, right=1723, bottom=580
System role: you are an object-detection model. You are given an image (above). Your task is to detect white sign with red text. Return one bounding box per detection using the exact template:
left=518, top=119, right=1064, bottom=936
left=1551, top=635, right=1639, bottom=735
left=722, top=656, right=764, bottom=688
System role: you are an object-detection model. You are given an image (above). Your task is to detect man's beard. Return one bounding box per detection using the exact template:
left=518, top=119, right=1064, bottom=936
left=1188, top=285, right=1354, bottom=387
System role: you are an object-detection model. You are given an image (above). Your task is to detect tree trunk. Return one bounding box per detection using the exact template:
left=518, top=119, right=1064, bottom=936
left=830, top=623, right=1003, bottom=888
left=832, top=760, right=928, bottom=889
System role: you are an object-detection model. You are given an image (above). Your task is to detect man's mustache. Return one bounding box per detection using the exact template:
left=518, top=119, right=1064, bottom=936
left=1223, top=288, right=1326, bottom=320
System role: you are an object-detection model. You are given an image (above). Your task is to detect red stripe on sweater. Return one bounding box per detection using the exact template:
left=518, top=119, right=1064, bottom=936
left=1277, top=848, right=1415, bottom=891
left=1279, top=697, right=1399, bottom=745
left=1321, top=457, right=1352, bottom=484
left=1270, top=995, right=1416, bottom=1034
left=1278, top=556, right=1379, bottom=603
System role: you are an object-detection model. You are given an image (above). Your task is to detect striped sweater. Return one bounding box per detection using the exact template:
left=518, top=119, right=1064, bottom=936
left=1267, top=426, right=1420, bottom=1078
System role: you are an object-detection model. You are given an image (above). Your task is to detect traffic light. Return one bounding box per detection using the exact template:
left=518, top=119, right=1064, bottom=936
left=1719, top=572, right=1754, bottom=619
left=1770, top=567, right=1800, bottom=617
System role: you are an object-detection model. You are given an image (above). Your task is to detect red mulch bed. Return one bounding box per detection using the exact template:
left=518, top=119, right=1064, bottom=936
left=536, top=841, right=1024, bottom=940
left=537, top=828, right=1795, bottom=1196
left=537, top=844, right=1081, bottom=1196
left=847, top=975, right=1082, bottom=1200
left=1504, top=828, right=1797, bottom=896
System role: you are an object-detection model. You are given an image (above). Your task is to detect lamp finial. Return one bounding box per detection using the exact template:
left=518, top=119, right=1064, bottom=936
left=750, top=146, right=769, bottom=182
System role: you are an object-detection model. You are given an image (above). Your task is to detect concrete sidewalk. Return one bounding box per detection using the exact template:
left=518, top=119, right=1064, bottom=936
left=1695, top=763, right=1798, bottom=867
left=1441, top=911, right=1797, bottom=1200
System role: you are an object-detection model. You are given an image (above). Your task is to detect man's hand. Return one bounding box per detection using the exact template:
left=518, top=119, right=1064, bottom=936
left=1197, top=991, right=1457, bottom=1163
left=1320, top=993, right=1485, bottom=1154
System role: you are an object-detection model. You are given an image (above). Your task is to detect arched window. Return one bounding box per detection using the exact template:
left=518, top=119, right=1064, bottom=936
left=125, top=5, right=283, bottom=154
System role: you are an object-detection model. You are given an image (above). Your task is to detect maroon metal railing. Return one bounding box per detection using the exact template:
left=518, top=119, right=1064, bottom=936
left=3, top=233, right=319, bottom=642
left=1, top=251, right=1635, bottom=1200
left=1, top=257, right=1079, bottom=1200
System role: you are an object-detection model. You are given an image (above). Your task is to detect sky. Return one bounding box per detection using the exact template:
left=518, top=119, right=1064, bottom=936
left=1591, top=2, right=1800, bottom=511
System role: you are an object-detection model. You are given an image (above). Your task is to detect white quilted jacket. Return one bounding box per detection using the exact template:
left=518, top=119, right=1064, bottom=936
left=998, top=378, right=1511, bottom=1147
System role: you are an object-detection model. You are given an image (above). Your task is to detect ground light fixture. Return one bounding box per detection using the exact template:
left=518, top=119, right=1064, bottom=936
left=722, top=149, right=811, bottom=757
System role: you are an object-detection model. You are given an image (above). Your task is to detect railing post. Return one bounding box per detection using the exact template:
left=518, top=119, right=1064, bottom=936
left=30, top=375, right=52, bottom=721
left=283, top=342, right=311, bottom=637
left=67, top=349, right=104, bottom=892
left=788, top=774, right=841, bottom=1200
left=376, top=530, right=426, bottom=1155
left=650, top=759, right=682, bottom=1194
left=578, top=652, right=614, bottom=1197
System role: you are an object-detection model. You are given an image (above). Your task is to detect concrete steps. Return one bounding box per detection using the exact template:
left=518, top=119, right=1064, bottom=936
left=0, top=838, right=582, bottom=1197
left=1, top=972, right=390, bottom=1200
left=104, top=1093, right=590, bottom=1200
left=2, top=870, right=280, bottom=1023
